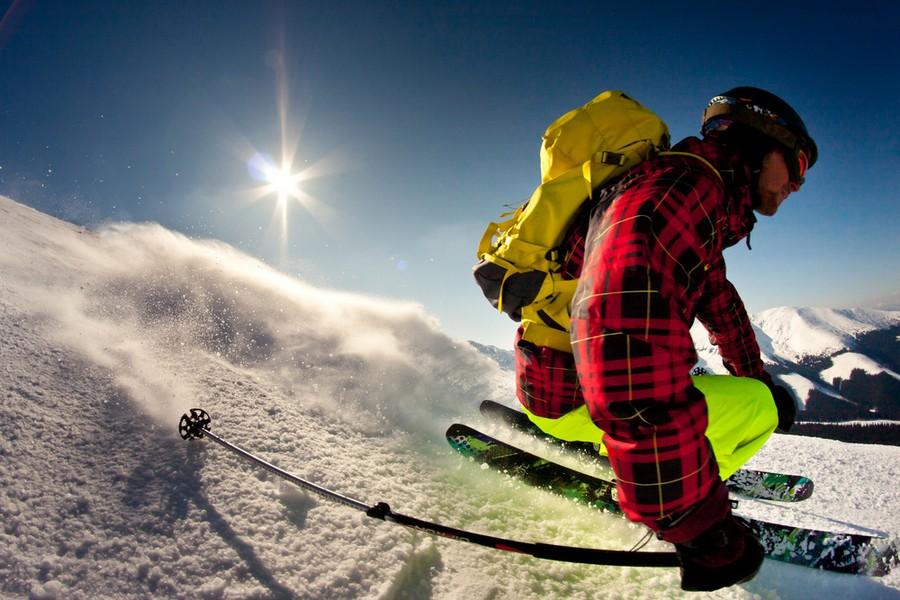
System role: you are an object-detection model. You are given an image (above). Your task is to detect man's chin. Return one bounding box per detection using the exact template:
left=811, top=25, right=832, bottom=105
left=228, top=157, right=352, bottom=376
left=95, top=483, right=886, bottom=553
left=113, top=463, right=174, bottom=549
left=753, top=196, right=780, bottom=216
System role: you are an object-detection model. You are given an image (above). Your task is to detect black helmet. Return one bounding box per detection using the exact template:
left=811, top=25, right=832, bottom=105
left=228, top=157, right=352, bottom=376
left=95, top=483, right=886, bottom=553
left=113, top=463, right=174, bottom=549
left=702, top=86, right=817, bottom=182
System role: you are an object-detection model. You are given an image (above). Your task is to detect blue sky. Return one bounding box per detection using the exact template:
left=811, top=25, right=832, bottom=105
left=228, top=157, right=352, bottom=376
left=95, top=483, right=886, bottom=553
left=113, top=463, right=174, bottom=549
left=1, top=1, right=898, bottom=347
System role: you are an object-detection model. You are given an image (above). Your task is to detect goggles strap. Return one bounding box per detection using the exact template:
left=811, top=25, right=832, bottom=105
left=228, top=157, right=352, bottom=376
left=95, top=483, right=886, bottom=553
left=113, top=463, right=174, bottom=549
left=703, top=102, right=802, bottom=153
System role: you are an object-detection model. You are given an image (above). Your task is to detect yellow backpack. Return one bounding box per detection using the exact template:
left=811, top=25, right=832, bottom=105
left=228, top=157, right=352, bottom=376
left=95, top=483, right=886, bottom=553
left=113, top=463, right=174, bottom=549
left=473, top=91, right=670, bottom=352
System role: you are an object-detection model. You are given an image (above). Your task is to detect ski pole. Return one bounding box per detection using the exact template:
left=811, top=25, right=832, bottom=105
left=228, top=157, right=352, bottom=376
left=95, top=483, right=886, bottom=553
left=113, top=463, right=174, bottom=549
left=179, top=408, right=680, bottom=568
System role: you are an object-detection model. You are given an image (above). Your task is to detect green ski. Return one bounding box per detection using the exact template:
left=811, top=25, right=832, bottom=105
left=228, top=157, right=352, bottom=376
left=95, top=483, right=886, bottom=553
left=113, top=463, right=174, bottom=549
left=479, top=399, right=814, bottom=502
left=447, top=422, right=896, bottom=576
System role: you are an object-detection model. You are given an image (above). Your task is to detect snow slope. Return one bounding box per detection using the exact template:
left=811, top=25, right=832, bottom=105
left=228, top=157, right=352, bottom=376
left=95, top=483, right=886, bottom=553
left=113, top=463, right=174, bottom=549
left=821, top=352, right=900, bottom=384
left=1, top=195, right=899, bottom=600
left=753, top=306, right=900, bottom=363
left=777, top=373, right=843, bottom=409
left=690, top=307, right=900, bottom=408
left=691, top=309, right=900, bottom=375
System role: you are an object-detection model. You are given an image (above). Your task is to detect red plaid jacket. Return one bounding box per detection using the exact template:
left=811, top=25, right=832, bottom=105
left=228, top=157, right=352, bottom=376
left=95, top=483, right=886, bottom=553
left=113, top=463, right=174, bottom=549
left=515, top=137, right=770, bottom=529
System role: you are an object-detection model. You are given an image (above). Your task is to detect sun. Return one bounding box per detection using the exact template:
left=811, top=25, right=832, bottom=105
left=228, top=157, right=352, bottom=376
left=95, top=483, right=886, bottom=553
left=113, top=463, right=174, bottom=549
left=238, top=44, right=347, bottom=263
left=244, top=145, right=344, bottom=264
left=247, top=153, right=306, bottom=208
left=262, top=162, right=301, bottom=204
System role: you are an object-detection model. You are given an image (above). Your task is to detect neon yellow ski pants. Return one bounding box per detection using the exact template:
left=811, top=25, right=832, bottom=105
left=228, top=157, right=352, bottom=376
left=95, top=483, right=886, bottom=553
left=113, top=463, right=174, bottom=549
left=522, top=375, right=778, bottom=479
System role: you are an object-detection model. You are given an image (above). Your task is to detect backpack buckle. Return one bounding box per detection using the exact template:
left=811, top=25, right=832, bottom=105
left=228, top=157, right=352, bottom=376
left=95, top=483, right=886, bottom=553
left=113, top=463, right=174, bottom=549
left=599, top=151, right=626, bottom=166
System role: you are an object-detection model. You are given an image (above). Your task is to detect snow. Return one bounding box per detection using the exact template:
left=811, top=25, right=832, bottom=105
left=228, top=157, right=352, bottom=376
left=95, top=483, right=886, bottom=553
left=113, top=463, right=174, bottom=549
left=690, top=307, right=899, bottom=407
left=821, top=352, right=900, bottom=384
left=689, top=321, right=729, bottom=374
left=777, top=373, right=843, bottom=409
left=1, top=194, right=899, bottom=599
left=800, top=420, right=900, bottom=427
left=753, top=306, right=900, bottom=363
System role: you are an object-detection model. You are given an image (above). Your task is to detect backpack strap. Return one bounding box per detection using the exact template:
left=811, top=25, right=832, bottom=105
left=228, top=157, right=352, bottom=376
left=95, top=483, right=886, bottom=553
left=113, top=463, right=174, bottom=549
left=659, top=151, right=724, bottom=183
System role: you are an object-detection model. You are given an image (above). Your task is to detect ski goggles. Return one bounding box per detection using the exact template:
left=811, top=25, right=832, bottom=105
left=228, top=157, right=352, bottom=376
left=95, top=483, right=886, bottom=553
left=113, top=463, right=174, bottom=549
left=704, top=97, right=814, bottom=186
left=786, top=147, right=810, bottom=186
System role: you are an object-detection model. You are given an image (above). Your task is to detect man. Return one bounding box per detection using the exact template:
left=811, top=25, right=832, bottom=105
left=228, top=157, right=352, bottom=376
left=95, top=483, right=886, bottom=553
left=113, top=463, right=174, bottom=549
left=515, top=87, right=815, bottom=591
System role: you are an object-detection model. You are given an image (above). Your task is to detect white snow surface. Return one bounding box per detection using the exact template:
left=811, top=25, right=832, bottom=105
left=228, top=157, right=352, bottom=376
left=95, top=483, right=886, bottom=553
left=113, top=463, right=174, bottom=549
left=821, top=352, right=900, bottom=384
left=753, top=306, right=900, bottom=363
left=776, top=373, right=844, bottom=409
left=690, top=321, right=782, bottom=372
left=1, top=194, right=899, bottom=600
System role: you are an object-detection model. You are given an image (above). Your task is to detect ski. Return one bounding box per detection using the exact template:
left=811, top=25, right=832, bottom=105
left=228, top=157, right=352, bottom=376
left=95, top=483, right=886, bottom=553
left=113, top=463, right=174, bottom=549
left=479, top=399, right=814, bottom=502
left=447, top=422, right=897, bottom=576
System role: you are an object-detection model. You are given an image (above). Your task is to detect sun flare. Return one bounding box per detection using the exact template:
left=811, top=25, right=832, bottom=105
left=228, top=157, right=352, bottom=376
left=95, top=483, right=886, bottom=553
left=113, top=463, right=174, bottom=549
left=247, top=153, right=306, bottom=207
left=238, top=45, right=347, bottom=263
left=263, top=163, right=301, bottom=203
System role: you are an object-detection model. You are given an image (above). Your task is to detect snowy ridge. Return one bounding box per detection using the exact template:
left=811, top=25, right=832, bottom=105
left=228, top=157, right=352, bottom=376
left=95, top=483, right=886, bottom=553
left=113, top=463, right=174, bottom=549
left=777, top=372, right=845, bottom=409
left=2, top=194, right=899, bottom=599
left=691, top=309, right=900, bottom=373
left=753, top=306, right=900, bottom=363
left=688, top=309, right=900, bottom=409
left=822, top=352, right=900, bottom=383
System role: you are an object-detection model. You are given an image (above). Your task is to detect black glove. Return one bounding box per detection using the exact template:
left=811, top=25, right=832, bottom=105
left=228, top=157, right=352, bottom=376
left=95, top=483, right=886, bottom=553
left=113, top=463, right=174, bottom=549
left=657, top=479, right=764, bottom=592
left=769, top=384, right=796, bottom=433
left=675, top=513, right=764, bottom=592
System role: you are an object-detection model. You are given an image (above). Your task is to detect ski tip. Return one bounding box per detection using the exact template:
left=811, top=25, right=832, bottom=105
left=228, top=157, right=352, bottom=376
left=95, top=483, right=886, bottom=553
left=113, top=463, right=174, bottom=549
left=795, top=478, right=814, bottom=501
left=446, top=423, right=478, bottom=438
left=479, top=399, right=518, bottom=414
left=868, top=537, right=899, bottom=577
left=478, top=399, right=503, bottom=415
left=446, top=423, right=499, bottom=459
left=779, top=476, right=814, bottom=502
left=479, top=399, right=535, bottom=429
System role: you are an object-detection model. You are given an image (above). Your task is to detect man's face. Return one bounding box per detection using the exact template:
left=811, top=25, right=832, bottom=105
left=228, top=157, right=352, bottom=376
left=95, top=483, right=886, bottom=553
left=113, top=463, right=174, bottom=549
left=754, top=149, right=801, bottom=216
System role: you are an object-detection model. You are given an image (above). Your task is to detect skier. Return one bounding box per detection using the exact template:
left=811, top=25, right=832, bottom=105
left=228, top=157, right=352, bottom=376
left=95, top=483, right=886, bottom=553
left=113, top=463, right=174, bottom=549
left=513, top=87, right=816, bottom=591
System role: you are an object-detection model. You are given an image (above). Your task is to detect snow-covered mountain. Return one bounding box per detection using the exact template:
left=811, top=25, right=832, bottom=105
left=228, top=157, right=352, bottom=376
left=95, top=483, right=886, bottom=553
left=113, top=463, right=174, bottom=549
left=467, top=340, right=516, bottom=371
left=752, top=307, right=900, bottom=364
left=2, top=194, right=900, bottom=599
left=693, top=308, right=900, bottom=423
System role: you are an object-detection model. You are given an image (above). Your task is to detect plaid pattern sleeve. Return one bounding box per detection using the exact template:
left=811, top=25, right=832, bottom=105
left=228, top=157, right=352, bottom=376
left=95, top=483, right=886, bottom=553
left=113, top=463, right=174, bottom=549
left=695, top=262, right=771, bottom=383
left=570, top=156, right=727, bottom=528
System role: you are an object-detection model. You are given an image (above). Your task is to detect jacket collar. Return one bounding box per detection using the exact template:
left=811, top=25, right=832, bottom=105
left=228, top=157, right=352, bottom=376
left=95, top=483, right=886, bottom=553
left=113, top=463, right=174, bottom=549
left=671, top=136, right=756, bottom=248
